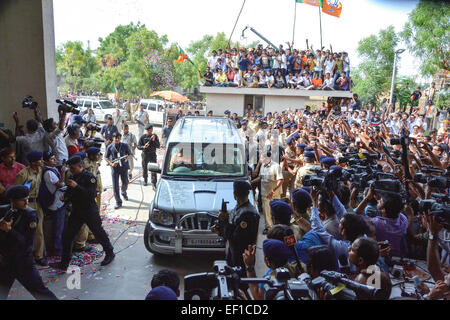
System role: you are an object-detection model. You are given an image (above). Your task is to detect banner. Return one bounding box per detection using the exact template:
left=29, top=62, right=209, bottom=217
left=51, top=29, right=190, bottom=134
left=322, top=0, right=342, bottom=18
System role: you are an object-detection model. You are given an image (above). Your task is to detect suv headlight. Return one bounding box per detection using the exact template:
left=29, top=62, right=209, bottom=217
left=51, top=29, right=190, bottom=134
left=150, top=208, right=174, bottom=226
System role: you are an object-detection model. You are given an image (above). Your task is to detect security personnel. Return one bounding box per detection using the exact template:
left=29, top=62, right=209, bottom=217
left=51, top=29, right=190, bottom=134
left=137, top=124, right=160, bottom=188
left=0, top=186, right=57, bottom=300
left=211, top=181, right=259, bottom=271
left=50, top=155, right=115, bottom=271
left=105, top=133, right=131, bottom=209
left=14, top=151, right=47, bottom=266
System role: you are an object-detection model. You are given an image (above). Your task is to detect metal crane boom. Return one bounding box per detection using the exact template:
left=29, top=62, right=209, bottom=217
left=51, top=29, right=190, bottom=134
left=241, top=25, right=278, bottom=50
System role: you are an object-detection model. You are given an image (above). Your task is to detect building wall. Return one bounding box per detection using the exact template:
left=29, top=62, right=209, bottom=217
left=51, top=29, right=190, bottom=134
left=0, top=0, right=57, bottom=130
left=205, top=94, right=245, bottom=116
left=205, top=93, right=308, bottom=116
left=264, top=96, right=307, bottom=114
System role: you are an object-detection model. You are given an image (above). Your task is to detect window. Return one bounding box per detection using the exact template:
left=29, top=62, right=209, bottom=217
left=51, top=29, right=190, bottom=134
left=93, top=102, right=100, bottom=109
left=164, top=143, right=245, bottom=177
left=76, top=100, right=84, bottom=107
left=148, top=103, right=157, bottom=111
left=157, top=105, right=164, bottom=112
left=99, top=101, right=115, bottom=109
left=84, top=101, right=92, bottom=109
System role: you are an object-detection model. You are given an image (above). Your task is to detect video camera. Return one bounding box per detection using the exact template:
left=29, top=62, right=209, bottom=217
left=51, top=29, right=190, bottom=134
left=418, top=194, right=450, bottom=230
left=22, top=96, right=38, bottom=110
left=87, top=122, right=102, bottom=132
left=311, top=270, right=384, bottom=300
left=79, top=137, right=103, bottom=149
left=56, top=99, right=80, bottom=115
left=184, top=261, right=313, bottom=301
left=414, top=166, right=450, bottom=189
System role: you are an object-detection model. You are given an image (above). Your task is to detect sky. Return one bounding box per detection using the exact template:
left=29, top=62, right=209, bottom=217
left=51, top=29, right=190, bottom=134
left=53, top=0, right=422, bottom=78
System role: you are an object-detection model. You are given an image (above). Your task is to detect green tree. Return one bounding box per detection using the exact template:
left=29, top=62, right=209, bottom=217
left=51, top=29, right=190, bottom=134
left=401, top=1, right=450, bottom=76
left=394, top=76, right=421, bottom=111
left=56, top=41, right=99, bottom=91
left=97, top=22, right=145, bottom=62
left=353, top=26, right=399, bottom=105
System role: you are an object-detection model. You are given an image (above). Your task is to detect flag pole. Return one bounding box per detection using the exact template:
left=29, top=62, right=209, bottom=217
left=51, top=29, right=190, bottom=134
left=318, top=4, right=323, bottom=50
left=292, top=1, right=297, bottom=47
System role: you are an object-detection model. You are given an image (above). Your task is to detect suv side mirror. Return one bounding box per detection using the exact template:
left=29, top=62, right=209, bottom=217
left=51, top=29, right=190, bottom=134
left=148, top=163, right=161, bottom=174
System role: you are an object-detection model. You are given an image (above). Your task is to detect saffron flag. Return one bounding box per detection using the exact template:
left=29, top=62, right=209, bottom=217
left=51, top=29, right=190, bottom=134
left=113, top=80, right=119, bottom=100
left=174, top=46, right=195, bottom=66
left=322, top=0, right=342, bottom=18
left=295, top=0, right=322, bottom=7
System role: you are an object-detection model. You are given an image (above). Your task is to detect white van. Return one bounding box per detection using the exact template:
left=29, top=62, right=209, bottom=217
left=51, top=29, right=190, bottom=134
left=138, top=99, right=167, bottom=126
left=76, top=97, right=128, bottom=122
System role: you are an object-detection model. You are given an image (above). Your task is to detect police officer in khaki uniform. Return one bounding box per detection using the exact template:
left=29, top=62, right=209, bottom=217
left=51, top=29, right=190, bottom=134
left=294, top=151, right=320, bottom=188
left=14, top=151, right=47, bottom=266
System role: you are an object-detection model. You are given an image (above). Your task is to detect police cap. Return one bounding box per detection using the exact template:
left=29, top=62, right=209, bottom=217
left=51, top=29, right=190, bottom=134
left=5, top=185, right=30, bottom=200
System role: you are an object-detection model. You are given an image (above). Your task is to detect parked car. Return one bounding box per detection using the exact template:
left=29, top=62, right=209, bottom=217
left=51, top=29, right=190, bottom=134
left=144, top=116, right=256, bottom=255
left=138, top=99, right=167, bottom=126
left=76, top=97, right=128, bottom=122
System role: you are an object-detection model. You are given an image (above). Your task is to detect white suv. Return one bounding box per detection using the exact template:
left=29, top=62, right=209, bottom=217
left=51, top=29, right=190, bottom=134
left=76, top=97, right=128, bottom=122
left=138, top=99, right=167, bottom=126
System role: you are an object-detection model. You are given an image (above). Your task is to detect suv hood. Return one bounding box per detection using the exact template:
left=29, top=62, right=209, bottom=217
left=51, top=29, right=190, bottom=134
left=155, top=179, right=245, bottom=213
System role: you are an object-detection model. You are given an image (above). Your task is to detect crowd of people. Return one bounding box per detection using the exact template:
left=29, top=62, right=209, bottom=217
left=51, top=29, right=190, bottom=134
left=200, top=43, right=352, bottom=91
left=1, top=82, right=450, bottom=300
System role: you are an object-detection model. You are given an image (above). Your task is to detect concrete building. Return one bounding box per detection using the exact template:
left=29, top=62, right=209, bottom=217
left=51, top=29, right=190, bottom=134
left=0, top=0, right=57, bottom=129
left=200, top=86, right=353, bottom=115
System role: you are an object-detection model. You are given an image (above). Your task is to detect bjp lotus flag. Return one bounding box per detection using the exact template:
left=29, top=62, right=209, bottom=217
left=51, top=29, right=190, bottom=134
left=322, top=0, right=342, bottom=18
left=295, top=0, right=321, bottom=7
left=174, top=46, right=195, bottom=66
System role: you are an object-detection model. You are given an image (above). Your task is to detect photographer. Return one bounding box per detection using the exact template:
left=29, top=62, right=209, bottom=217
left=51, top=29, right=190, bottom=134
left=14, top=104, right=50, bottom=156
left=65, top=124, right=81, bottom=157
left=243, top=239, right=295, bottom=300
left=348, top=237, right=392, bottom=299
left=42, top=108, right=68, bottom=169
left=0, top=186, right=57, bottom=300
left=38, top=152, right=67, bottom=258
left=355, top=186, right=408, bottom=257
left=310, top=187, right=370, bottom=269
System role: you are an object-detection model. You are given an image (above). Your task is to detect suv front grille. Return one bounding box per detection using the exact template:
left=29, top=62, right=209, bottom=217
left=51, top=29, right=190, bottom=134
left=178, top=213, right=214, bottom=231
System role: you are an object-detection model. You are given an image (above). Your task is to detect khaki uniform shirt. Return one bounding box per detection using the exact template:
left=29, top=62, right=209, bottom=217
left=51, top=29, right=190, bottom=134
left=260, top=161, right=283, bottom=197
left=295, top=163, right=320, bottom=187
left=15, top=166, right=43, bottom=199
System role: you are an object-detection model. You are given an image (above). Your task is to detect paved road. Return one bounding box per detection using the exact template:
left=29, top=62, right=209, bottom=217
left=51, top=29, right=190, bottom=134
left=8, top=123, right=266, bottom=300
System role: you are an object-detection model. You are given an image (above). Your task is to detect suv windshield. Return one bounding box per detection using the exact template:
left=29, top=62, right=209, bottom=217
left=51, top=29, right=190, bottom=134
left=164, top=143, right=245, bottom=177
left=99, top=101, right=115, bottom=109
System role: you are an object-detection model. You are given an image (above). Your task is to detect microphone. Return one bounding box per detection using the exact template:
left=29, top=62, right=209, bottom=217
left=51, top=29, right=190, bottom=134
left=283, top=227, right=304, bottom=274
